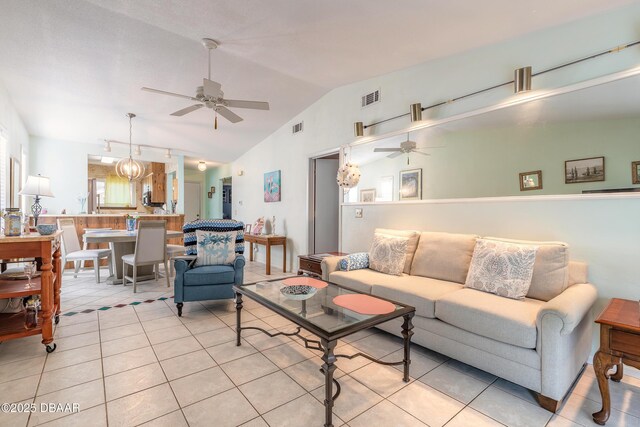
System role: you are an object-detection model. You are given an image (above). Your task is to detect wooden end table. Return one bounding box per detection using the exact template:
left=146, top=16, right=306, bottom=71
left=298, top=252, right=347, bottom=277
left=592, top=298, right=640, bottom=425
left=244, top=234, right=286, bottom=275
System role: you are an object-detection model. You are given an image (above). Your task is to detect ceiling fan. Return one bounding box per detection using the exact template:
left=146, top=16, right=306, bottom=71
left=141, top=38, right=269, bottom=128
left=374, top=135, right=443, bottom=164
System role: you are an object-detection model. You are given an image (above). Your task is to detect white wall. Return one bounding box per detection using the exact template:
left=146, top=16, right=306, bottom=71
left=0, top=81, right=29, bottom=208
left=232, top=3, right=640, bottom=277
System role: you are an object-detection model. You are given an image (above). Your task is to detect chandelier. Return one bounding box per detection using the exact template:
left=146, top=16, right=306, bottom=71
left=115, top=113, right=145, bottom=181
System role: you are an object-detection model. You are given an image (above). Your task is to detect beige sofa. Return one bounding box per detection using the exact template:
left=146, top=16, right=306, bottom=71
left=321, top=229, right=597, bottom=412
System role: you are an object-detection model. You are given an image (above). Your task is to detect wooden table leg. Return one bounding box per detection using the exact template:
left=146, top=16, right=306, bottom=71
left=283, top=240, right=286, bottom=273
left=53, top=244, right=62, bottom=323
left=249, top=242, right=254, bottom=262
left=611, top=361, right=623, bottom=382
left=266, top=242, right=271, bottom=275
left=40, top=242, right=55, bottom=352
left=592, top=350, right=618, bottom=425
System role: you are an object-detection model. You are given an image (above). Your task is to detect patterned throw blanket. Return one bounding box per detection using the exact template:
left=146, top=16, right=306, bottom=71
left=183, top=219, right=245, bottom=256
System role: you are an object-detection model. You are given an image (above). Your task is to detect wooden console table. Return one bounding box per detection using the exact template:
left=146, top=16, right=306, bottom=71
left=244, top=234, right=286, bottom=275
left=0, top=231, right=62, bottom=353
left=592, top=298, right=640, bottom=425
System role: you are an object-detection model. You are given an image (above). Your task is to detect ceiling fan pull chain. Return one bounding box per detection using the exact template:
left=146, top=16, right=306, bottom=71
left=214, top=112, right=218, bottom=130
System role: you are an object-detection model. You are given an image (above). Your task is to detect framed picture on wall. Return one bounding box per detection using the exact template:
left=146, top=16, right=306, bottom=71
left=264, top=170, right=281, bottom=202
left=207, top=192, right=213, bottom=199
left=632, top=161, right=640, bottom=184
left=519, top=170, right=542, bottom=191
left=565, top=156, right=604, bottom=184
left=359, top=188, right=376, bottom=203
left=399, top=168, right=422, bottom=200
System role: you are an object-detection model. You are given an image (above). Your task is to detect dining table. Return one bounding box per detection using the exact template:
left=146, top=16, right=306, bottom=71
left=83, top=229, right=183, bottom=285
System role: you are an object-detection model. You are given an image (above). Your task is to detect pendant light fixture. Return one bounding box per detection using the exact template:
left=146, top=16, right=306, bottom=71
left=115, top=113, right=145, bottom=181
left=197, top=161, right=207, bottom=171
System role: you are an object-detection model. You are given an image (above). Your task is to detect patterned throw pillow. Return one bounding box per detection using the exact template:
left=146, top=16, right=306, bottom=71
left=368, top=234, right=408, bottom=276
left=465, top=239, right=538, bottom=300
left=338, top=253, right=369, bottom=271
left=196, top=230, right=238, bottom=266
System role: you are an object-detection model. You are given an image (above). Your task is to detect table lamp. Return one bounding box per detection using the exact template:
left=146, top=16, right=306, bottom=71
left=19, top=174, right=55, bottom=226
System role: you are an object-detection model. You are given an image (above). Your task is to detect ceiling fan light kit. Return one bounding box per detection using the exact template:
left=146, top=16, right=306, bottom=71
left=115, top=113, right=146, bottom=181
left=353, top=39, right=640, bottom=135
left=141, top=38, right=270, bottom=130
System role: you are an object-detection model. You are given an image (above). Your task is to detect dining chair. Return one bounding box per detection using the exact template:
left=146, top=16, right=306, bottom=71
left=122, top=220, right=170, bottom=292
left=57, top=218, right=113, bottom=283
left=166, top=244, right=185, bottom=276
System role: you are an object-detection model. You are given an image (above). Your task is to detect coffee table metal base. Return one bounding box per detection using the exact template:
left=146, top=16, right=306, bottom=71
left=234, top=292, right=414, bottom=427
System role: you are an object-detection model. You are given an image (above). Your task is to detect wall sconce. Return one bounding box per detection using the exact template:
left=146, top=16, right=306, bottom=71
left=103, top=140, right=111, bottom=152
left=197, top=161, right=207, bottom=171
left=237, top=170, right=244, bottom=176
left=165, top=149, right=172, bottom=158
left=354, top=122, right=364, bottom=137
left=134, top=145, right=141, bottom=156
left=410, top=103, right=422, bottom=122
left=514, top=66, right=532, bottom=93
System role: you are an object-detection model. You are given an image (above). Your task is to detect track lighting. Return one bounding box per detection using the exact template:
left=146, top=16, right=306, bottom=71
left=165, top=149, right=172, bottom=159
left=354, top=122, right=364, bottom=137
left=197, top=161, right=207, bottom=171
left=103, top=140, right=111, bottom=152
left=134, top=145, right=141, bottom=156
left=514, top=66, right=532, bottom=93
left=410, top=103, right=422, bottom=122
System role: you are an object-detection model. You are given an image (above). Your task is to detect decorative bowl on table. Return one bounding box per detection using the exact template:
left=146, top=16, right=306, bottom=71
left=280, top=285, right=317, bottom=301
left=36, top=224, right=57, bottom=235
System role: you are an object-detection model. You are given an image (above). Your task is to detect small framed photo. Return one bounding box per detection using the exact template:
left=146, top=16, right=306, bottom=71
left=632, top=161, right=640, bottom=185
left=244, top=224, right=252, bottom=234
left=519, top=170, right=542, bottom=191
left=399, top=168, right=422, bottom=200
left=210, top=186, right=216, bottom=194
left=359, top=188, right=376, bottom=203
left=207, top=192, right=213, bottom=199
left=565, top=156, right=604, bottom=184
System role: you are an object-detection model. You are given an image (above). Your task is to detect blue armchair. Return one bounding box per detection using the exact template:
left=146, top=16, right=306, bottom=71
left=174, top=219, right=245, bottom=316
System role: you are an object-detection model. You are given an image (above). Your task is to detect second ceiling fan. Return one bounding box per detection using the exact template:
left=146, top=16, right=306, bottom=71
left=141, top=38, right=269, bottom=128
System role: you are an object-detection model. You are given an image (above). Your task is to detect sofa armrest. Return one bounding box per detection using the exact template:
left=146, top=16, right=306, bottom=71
left=321, top=256, right=343, bottom=281
left=536, top=283, right=597, bottom=335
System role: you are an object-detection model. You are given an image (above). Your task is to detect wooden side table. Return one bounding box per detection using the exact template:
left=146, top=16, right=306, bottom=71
left=244, top=234, right=286, bottom=275
left=592, top=298, right=640, bottom=425
left=298, top=252, right=347, bottom=277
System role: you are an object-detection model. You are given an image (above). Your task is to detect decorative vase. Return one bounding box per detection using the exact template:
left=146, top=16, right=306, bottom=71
left=126, top=218, right=137, bottom=232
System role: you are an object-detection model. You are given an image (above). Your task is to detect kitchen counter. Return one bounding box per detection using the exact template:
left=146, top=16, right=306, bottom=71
left=35, top=213, right=183, bottom=217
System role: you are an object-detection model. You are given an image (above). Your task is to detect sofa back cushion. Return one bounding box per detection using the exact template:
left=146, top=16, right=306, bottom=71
left=375, top=228, right=420, bottom=274
left=410, top=232, right=479, bottom=284
left=483, top=237, right=570, bottom=301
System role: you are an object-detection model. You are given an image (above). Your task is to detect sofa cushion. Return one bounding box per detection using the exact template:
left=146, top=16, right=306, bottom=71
left=410, top=232, right=478, bottom=284
left=329, top=269, right=462, bottom=318
left=435, top=288, right=544, bottom=349
left=184, top=265, right=235, bottom=286
left=484, top=237, right=569, bottom=301
left=375, top=229, right=420, bottom=274
left=369, top=234, right=408, bottom=276
left=465, top=239, right=538, bottom=300
left=371, top=276, right=463, bottom=318
left=338, top=252, right=369, bottom=271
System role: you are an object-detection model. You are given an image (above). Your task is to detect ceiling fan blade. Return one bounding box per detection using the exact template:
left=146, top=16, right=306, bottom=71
left=216, top=106, right=243, bottom=123
left=374, top=148, right=401, bottom=152
left=387, top=151, right=404, bottom=158
left=416, top=145, right=446, bottom=149
left=224, top=99, right=270, bottom=110
left=170, top=104, right=204, bottom=117
left=203, top=78, right=222, bottom=98
left=413, top=151, right=431, bottom=156
left=141, top=87, right=198, bottom=101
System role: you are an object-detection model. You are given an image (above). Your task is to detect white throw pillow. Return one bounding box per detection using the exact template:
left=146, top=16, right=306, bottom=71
left=196, top=230, right=238, bottom=266
left=369, top=233, right=408, bottom=276
left=465, top=239, right=538, bottom=300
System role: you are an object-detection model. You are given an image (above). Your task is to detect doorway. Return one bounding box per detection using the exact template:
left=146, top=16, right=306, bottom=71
left=222, top=177, right=232, bottom=219
left=184, top=181, right=202, bottom=221
left=309, top=153, right=340, bottom=254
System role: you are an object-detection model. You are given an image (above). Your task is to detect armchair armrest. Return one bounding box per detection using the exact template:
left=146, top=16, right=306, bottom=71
left=234, top=255, right=245, bottom=285
left=536, top=282, right=597, bottom=335
left=321, top=256, right=343, bottom=281
left=174, top=255, right=197, bottom=270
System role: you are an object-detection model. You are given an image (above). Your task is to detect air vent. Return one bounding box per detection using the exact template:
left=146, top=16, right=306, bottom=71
left=361, top=89, right=380, bottom=107
left=292, top=121, right=304, bottom=134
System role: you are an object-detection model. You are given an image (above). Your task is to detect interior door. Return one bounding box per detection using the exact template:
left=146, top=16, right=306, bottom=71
left=184, top=181, right=201, bottom=221
left=314, top=158, right=339, bottom=253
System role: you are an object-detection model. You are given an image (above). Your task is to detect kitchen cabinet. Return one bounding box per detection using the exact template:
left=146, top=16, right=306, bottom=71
left=143, top=162, right=166, bottom=204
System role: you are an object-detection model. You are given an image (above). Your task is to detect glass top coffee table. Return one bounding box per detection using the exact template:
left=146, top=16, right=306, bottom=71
left=233, top=277, right=415, bottom=427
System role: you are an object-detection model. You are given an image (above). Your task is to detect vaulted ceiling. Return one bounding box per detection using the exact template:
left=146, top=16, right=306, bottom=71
left=0, top=0, right=634, bottom=161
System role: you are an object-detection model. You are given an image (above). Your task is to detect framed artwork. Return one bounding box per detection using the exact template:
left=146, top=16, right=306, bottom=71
left=399, top=168, right=422, bottom=200
left=264, top=170, right=281, bottom=202
left=565, top=156, right=604, bottom=184
left=244, top=224, right=252, bottom=234
left=207, top=191, right=213, bottom=199
left=519, top=170, right=542, bottom=191
left=632, top=161, right=640, bottom=185
left=359, top=188, right=376, bottom=203
left=210, top=186, right=216, bottom=194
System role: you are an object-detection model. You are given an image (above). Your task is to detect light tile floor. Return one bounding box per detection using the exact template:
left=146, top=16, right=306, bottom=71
left=1, top=261, right=639, bottom=426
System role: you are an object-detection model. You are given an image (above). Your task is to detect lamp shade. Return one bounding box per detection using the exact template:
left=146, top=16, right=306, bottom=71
left=19, top=175, right=55, bottom=198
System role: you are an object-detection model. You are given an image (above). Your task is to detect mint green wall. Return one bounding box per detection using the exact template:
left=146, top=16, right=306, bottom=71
left=204, top=163, right=232, bottom=219
left=357, top=118, right=640, bottom=200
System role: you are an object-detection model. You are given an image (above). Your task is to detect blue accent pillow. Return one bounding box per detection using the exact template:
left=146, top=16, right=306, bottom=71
left=339, top=252, right=369, bottom=271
